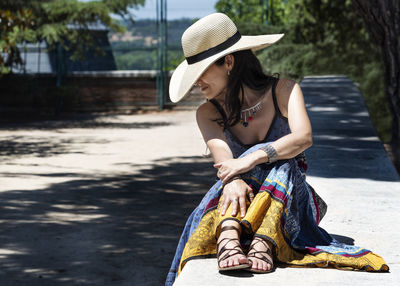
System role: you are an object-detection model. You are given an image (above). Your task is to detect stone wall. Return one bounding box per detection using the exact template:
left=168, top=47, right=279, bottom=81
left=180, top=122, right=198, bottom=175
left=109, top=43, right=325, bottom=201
left=0, top=71, right=203, bottom=116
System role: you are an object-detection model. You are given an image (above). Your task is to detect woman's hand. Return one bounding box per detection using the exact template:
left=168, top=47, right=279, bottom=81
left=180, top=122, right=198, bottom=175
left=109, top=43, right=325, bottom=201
left=219, top=179, right=254, bottom=218
left=214, top=156, right=255, bottom=184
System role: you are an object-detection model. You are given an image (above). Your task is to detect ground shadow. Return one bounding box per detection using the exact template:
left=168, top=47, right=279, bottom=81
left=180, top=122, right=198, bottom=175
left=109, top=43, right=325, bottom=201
left=0, top=136, right=100, bottom=158
left=0, top=113, right=171, bottom=130
left=0, top=75, right=396, bottom=286
left=301, top=76, right=399, bottom=181
left=0, top=156, right=215, bottom=286
left=330, top=234, right=355, bottom=245
left=0, top=153, right=368, bottom=286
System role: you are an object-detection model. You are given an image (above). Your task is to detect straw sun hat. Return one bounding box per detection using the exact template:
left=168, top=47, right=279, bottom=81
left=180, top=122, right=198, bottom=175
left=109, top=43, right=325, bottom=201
left=169, top=13, right=284, bottom=103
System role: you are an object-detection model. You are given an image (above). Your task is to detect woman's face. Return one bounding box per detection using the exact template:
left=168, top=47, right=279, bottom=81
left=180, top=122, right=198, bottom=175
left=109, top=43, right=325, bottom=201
left=196, top=56, right=232, bottom=100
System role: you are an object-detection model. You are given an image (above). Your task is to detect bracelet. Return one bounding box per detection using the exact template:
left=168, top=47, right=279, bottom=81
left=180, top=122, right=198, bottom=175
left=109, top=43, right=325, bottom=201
left=222, top=176, right=242, bottom=186
left=260, top=144, right=278, bottom=164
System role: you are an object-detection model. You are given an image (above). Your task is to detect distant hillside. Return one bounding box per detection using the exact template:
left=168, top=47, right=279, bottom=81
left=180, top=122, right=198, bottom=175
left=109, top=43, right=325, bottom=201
left=109, top=18, right=194, bottom=70
left=109, top=18, right=194, bottom=48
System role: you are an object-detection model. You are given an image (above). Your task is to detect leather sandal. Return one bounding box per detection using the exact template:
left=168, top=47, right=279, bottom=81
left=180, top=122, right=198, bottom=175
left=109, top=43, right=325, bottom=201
left=217, top=225, right=251, bottom=271
left=246, top=237, right=275, bottom=273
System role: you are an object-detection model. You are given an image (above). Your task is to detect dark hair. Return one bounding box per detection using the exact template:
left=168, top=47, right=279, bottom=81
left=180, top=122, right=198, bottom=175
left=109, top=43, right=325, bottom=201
left=214, top=49, right=277, bottom=128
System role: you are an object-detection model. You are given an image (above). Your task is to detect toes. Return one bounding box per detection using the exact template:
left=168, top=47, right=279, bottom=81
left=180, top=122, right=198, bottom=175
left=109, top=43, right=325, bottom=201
left=219, top=252, right=249, bottom=269
left=238, top=255, right=248, bottom=265
left=251, top=258, right=258, bottom=270
left=247, top=258, right=253, bottom=267
left=233, top=257, right=240, bottom=266
left=248, top=256, right=274, bottom=271
left=228, top=258, right=234, bottom=267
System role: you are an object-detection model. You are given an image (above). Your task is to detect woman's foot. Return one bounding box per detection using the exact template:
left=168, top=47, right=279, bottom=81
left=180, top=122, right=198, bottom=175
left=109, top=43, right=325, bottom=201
left=247, top=236, right=274, bottom=273
left=217, top=221, right=250, bottom=271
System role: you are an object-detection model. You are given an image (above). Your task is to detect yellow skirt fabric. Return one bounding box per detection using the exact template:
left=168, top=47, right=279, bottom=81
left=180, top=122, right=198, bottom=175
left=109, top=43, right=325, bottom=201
left=165, top=158, right=389, bottom=286
left=178, top=185, right=388, bottom=275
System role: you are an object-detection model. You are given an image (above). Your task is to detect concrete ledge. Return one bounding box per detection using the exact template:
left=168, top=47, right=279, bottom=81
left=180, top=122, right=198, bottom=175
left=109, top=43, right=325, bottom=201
left=174, top=258, right=399, bottom=286
left=69, top=70, right=159, bottom=78
left=173, top=76, right=400, bottom=286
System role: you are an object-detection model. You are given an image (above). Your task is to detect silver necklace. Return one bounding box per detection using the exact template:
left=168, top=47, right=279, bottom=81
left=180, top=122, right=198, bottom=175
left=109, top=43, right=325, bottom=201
left=240, top=98, right=263, bottom=127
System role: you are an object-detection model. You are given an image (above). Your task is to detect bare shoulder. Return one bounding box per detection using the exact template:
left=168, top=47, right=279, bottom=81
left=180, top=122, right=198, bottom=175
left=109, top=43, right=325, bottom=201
left=196, top=101, right=221, bottom=123
left=196, top=101, right=226, bottom=142
left=275, top=78, right=299, bottom=117
left=277, top=78, right=297, bottom=91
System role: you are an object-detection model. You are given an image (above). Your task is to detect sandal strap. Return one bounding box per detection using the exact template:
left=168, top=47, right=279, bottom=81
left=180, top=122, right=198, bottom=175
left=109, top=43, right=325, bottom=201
left=220, top=225, right=240, bottom=235
left=247, top=237, right=274, bottom=266
left=219, top=248, right=244, bottom=262
left=249, top=244, right=272, bottom=256
left=217, top=238, right=242, bottom=257
left=248, top=250, right=273, bottom=259
left=217, top=225, right=245, bottom=265
left=250, top=237, right=270, bottom=248
left=247, top=251, right=273, bottom=265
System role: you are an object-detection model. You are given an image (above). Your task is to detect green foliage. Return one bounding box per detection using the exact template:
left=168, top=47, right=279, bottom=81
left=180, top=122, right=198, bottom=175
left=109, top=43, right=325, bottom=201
left=215, top=0, right=286, bottom=25
left=236, top=21, right=283, bottom=35
left=214, top=0, right=392, bottom=142
left=167, top=50, right=185, bottom=70
left=112, top=48, right=183, bottom=70
left=0, top=0, right=145, bottom=74
left=353, top=62, right=392, bottom=143
left=115, top=50, right=155, bottom=70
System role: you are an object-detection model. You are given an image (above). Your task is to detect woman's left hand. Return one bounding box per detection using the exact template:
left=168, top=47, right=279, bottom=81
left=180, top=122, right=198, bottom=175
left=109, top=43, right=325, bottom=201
left=214, top=156, right=255, bottom=184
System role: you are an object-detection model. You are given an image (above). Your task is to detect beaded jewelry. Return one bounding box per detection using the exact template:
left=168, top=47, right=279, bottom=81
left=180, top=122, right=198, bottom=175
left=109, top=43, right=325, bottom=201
left=240, top=99, right=263, bottom=127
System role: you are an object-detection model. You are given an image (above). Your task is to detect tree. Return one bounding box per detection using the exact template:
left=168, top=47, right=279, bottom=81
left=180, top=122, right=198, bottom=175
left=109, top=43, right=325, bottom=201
left=0, top=0, right=145, bottom=74
left=351, top=0, right=400, bottom=150
left=215, top=0, right=286, bottom=25
left=277, top=0, right=381, bottom=78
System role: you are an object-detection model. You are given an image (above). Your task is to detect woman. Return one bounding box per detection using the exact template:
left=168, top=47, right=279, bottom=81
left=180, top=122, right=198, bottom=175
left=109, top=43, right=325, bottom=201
left=166, top=13, right=388, bottom=285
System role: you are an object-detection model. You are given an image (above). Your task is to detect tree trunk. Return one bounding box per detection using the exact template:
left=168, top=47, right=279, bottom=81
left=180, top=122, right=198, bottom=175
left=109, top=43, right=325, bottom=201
left=351, top=0, right=400, bottom=148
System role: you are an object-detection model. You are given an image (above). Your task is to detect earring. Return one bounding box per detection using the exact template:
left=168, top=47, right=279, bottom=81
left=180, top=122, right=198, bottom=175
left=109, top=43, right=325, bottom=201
left=227, top=70, right=230, bottom=76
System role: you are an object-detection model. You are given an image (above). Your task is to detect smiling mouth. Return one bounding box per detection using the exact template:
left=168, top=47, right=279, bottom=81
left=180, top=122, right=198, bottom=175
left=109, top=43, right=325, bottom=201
left=201, top=86, right=208, bottom=92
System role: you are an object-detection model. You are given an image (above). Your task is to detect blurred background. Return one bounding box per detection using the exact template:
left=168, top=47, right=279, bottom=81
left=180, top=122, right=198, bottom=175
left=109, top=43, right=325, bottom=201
left=0, top=0, right=399, bottom=168
left=0, top=2, right=399, bottom=285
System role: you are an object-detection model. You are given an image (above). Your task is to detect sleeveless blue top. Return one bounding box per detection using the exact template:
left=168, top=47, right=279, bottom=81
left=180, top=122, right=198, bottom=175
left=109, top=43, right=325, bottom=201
left=209, top=78, right=292, bottom=159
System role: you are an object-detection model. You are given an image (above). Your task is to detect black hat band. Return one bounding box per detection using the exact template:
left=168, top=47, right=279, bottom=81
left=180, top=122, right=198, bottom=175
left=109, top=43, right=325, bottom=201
left=186, top=31, right=241, bottom=65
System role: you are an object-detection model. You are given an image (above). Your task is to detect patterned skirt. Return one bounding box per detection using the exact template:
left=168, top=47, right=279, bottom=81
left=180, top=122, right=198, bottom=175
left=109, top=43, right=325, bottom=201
left=165, top=143, right=389, bottom=286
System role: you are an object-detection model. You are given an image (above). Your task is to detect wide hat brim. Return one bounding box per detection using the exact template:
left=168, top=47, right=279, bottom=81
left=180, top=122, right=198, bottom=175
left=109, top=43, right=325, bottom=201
left=169, top=33, right=284, bottom=103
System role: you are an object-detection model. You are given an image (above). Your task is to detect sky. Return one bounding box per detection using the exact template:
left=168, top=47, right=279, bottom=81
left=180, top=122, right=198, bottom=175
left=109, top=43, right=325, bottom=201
left=129, top=0, right=218, bottom=19
left=80, top=0, right=218, bottom=20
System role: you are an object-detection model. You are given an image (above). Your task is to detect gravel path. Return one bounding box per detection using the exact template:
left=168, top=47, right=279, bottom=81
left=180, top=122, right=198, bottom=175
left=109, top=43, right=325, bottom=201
left=0, top=110, right=211, bottom=285
left=1, top=76, right=399, bottom=286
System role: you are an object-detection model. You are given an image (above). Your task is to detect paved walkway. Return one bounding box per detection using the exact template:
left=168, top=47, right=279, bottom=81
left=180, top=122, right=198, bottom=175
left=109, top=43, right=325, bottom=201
left=0, top=109, right=210, bottom=285
left=0, top=76, right=398, bottom=286
left=174, top=76, right=400, bottom=286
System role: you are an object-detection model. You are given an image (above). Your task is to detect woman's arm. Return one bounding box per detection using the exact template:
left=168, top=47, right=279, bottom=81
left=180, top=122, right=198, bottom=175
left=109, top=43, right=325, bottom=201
left=215, top=79, right=313, bottom=183
left=250, top=79, right=312, bottom=161
left=196, top=102, right=233, bottom=164
left=196, top=102, right=254, bottom=217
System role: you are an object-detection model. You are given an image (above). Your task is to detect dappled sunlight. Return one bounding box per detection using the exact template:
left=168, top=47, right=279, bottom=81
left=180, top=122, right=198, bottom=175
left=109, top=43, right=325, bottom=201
left=99, top=244, right=131, bottom=254
left=44, top=211, right=108, bottom=223
left=0, top=153, right=215, bottom=285
left=302, top=76, right=398, bottom=181
left=0, top=75, right=396, bottom=285
left=0, top=136, right=88, bottom=158
left=0, top=114, right=172, bottom=131
left=0, top=248, right=28, bottom=259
